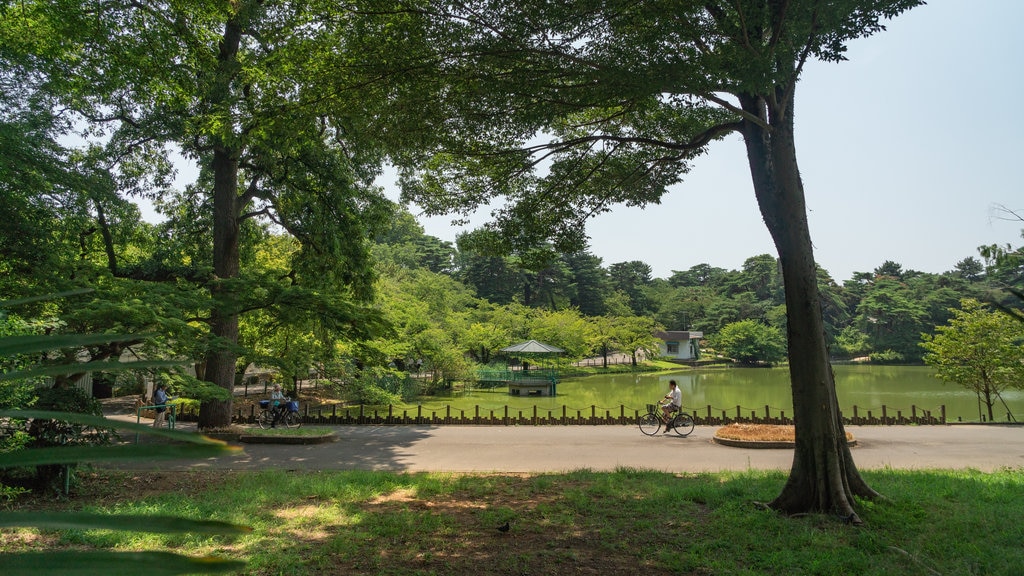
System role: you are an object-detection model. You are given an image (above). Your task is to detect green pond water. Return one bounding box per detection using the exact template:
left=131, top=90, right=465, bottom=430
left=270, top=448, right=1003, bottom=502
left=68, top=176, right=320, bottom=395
left=407, top=365, right=1023, bottom=423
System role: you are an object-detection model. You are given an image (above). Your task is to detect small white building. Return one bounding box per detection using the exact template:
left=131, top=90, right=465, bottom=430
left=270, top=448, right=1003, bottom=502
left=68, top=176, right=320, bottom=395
left=654, top=330, right=703, bottom=361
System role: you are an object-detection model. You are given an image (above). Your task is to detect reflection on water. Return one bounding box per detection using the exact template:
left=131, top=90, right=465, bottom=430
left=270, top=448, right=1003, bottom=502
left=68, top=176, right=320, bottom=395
left=410, top=365, right=1023, bottom=423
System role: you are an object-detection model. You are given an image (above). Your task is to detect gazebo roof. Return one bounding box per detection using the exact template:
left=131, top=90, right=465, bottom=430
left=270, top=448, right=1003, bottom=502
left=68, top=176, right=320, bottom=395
left=501, top=339, right=564, bottom=354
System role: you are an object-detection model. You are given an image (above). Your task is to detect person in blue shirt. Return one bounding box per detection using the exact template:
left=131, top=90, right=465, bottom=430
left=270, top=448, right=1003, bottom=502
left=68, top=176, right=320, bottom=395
left=269, top=383, right=288, bottom=428
left=152, top=383, right=172, bottom=428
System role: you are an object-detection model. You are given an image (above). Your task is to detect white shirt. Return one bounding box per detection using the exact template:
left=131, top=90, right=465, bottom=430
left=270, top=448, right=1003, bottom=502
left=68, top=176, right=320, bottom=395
left=667, top=386, right=682, bottom=407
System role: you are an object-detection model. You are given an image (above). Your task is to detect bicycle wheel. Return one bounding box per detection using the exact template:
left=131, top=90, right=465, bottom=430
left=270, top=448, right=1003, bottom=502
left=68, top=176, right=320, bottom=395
left=638, top=412, right=661, bottom=436
left=257, top=410, right=273, bottom=430
left=283, top=412, right=301, bottom=429
left=671, top=413, right=694, bottom=437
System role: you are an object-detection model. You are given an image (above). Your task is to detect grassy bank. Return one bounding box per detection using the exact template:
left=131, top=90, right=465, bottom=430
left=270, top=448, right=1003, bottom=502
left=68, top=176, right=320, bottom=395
left=3, top=468, right=1021, bottom=575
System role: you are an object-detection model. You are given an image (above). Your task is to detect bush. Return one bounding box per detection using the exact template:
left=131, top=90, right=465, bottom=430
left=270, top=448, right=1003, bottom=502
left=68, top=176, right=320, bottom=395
left=868, top=349, right=905, bottom=364
left=713, top=320, right=787, bottom=366
left=24, top=387, right=117, bottom=492
left=343, top=367, right=413, bottom=405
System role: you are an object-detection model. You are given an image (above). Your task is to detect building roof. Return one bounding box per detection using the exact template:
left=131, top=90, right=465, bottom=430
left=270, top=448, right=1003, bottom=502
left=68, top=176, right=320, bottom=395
left=654, top=330, right=703, bottom=341
left=501, top=339, right=565, bottom=354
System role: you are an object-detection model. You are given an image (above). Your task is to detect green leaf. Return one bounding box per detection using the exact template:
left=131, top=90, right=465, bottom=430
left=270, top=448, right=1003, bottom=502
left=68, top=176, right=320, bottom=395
left=0, top=410, right=224, bottom=444
left=1, top=551, right=244, bottom=576
left=0, top=511, right=251, bottom=535
left=0, top=442, right=239, bottom=468
left=0, top=360, right=184, bottom=381
left=0, top=333, right=156, bottom=356
left=0, top=289, right=94, bottom=308
left=0, top=410, right=242, bottom=467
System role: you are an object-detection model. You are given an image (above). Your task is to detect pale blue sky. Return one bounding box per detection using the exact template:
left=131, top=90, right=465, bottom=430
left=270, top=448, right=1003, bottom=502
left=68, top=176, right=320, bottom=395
left=408, top=1, right=1024, bottom=282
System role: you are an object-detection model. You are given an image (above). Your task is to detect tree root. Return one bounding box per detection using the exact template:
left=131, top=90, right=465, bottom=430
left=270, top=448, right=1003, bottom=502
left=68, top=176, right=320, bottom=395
left=887, top=546, right=942, bottom=576
left=752, top=501, right=862, bottom=524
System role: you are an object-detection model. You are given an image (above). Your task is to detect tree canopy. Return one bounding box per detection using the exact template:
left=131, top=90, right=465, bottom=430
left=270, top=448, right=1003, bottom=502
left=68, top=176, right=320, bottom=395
left=355, top=0, right=925, bottom=519
left=922, top=298, right=1024, bottom=422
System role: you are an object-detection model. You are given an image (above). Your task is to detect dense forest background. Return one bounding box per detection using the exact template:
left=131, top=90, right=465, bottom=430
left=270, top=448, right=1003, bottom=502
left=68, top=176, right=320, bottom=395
left=8, top=184, right=1020, bottom=396
left=3, top=0, right=1022, bottom=406
left=373, top=207, right=1023, bottom=366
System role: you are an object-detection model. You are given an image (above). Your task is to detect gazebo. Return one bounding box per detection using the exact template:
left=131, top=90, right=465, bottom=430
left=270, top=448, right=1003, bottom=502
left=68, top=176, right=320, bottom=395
left=500, top=340, right=563, bottom=397
left=501, top=339, right=565, bottom=355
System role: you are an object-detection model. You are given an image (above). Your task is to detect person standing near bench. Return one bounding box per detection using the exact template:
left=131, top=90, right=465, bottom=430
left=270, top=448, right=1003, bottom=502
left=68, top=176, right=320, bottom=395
left=152, top=383, right=171, bottom=428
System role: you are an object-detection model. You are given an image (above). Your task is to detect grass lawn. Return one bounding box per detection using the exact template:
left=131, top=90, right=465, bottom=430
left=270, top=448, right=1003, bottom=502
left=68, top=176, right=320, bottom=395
left=2, top=467, right=1021, bottom=575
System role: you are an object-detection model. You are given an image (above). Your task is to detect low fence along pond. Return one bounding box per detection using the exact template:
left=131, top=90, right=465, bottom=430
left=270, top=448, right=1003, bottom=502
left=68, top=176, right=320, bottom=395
left=211, top=401, right=946, bottom=426
left=173, top=365, right=1020, bottom=426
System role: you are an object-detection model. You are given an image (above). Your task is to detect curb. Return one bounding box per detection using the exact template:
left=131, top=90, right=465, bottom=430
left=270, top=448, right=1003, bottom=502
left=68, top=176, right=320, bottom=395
left=238, top=433, right=338, bottom=445
left=712, top=436, right=857, bottom=449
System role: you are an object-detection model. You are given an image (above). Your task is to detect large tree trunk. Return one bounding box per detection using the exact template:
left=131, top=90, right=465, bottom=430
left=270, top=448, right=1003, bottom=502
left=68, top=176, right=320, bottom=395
left=739, top=90, right=878, bottom=521
left=198, top=146, right=240, bottom=429
left=197, top=15, right=245, bottom=430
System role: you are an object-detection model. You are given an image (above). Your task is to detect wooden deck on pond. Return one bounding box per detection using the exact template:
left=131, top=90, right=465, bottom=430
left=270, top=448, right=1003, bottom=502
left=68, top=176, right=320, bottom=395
left=477, top=369, right=559, bottom=396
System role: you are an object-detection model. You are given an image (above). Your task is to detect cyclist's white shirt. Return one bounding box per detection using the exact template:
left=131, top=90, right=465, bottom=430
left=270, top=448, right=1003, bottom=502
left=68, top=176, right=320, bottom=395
left=668, top=387, right=682, bottom=407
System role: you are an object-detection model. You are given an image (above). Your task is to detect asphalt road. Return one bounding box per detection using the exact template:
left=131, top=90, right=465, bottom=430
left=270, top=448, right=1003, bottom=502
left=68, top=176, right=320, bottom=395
left=111, top=423, right=1024, bottom=474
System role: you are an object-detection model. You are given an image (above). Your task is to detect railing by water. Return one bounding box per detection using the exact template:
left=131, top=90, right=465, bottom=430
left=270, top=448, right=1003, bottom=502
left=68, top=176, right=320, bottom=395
left=170, top=402, right=965, bottom=426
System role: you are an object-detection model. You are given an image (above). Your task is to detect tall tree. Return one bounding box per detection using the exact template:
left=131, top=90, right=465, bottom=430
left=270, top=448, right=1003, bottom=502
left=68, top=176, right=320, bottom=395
left=562, top=249, right=610, bottom=317
left=608, top=261, right=654, bottom=315
left=922, top=299, right=1024, bottom=422
left=368, top=0, right=923, bottom=519
left=12, top=0, right=394, bottom=427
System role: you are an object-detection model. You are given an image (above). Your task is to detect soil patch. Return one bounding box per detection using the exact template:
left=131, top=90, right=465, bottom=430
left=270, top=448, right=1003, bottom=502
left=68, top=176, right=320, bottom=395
left=713, top=424, right=856, bottom=449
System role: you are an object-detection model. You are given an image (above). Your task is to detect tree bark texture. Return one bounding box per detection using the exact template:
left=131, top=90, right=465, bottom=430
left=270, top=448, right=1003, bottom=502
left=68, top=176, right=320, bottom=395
left=197, top=15, right=245, bottom=430
left=739, top=90, right=878, bottom=520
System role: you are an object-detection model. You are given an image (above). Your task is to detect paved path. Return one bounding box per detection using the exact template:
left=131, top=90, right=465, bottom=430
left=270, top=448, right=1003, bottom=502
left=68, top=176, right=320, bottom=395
left=110, top=423, right=1024, bottom=474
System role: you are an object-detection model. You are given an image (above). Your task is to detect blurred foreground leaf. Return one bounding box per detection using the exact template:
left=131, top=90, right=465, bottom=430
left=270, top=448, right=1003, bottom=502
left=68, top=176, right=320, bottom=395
left=2, top=551, right=245, bottom=576
left=0, top=333, right=156, bottom=357
left=0, top=511, right=250, bottom=534
left=0, top=442, right=239, bottom=467
left=1, top=360, right=183, bottom=381
left=0, top=410, right=241, bottom=467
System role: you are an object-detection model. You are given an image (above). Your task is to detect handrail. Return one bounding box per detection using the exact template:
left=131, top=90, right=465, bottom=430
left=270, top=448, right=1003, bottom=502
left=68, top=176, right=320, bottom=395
left=135, top=404, right=177, bottom=443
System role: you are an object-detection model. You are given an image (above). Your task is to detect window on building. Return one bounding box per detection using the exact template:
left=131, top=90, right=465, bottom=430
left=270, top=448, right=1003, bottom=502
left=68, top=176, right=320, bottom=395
left=667, top=342, right=679, bottom=354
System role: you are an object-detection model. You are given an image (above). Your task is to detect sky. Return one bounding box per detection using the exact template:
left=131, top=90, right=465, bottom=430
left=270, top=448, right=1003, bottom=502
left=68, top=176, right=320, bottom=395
left=399, top=1, right=1024, bottom=283
left=156, top=1, right=1024, bottom=283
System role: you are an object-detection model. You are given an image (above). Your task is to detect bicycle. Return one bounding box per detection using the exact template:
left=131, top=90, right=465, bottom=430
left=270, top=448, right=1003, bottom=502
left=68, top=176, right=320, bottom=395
left=257, top=399, right=301, bottom=429
left=638, top=402, right=694, bottom=437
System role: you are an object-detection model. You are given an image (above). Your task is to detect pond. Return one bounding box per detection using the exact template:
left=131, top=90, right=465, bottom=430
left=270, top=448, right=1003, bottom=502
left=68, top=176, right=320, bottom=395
left=409, top=365, right=1023, bottom=424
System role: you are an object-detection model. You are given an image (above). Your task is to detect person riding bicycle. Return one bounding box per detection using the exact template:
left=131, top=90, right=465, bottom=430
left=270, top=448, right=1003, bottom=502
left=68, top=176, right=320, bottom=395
left=269, top=383, right=289, bottom=428
left=660, top=380, right=682, bottom=428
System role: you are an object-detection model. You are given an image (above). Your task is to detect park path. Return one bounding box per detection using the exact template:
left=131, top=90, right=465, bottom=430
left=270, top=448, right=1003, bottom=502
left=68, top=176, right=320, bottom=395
left=104, top=412, right=1024, bottom=474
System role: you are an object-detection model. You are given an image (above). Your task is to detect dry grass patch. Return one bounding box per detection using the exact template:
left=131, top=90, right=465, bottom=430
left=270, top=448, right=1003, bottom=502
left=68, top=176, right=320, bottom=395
left=715, top=423, right=854, bottom=443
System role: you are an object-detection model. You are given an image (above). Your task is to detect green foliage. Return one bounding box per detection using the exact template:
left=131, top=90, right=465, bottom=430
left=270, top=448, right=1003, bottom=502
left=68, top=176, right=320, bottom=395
left=713, top=320, right=787, bottom=366
left=833, top=326, right=872, bottom=358
left=154, top=372, right=229, bottom=404
left=867, top=350, right=905, bottom=365
left=344, top=368, right=410, bottom=406
left=921, top=298, right=1024, bottom=421
left=0, top=289, right=246, bottom=573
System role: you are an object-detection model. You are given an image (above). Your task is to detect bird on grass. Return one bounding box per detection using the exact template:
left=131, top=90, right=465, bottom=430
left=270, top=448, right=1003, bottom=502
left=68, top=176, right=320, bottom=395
left=496, top=521, right=511, bottom=533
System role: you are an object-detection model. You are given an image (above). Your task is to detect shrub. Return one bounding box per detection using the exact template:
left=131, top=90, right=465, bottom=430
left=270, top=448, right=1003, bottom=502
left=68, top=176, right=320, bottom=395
left=868, top=349, right=905, bottom=364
